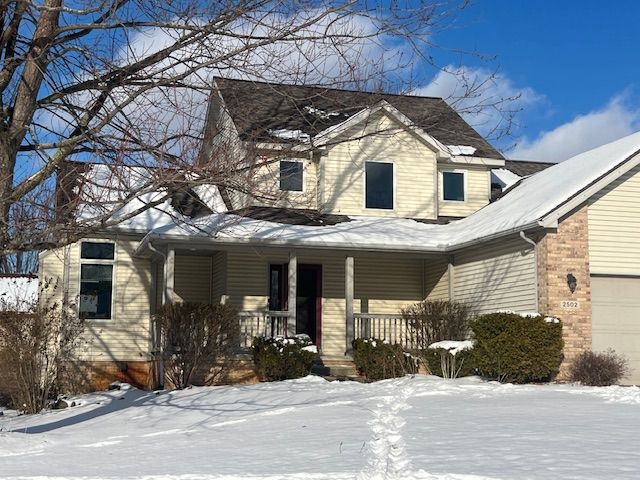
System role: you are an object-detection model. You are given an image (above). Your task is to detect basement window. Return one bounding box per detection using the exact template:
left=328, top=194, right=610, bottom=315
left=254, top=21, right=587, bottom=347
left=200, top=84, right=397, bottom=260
left=79, top=241, right=115, bottom=320
left=280, top=160, right=303, bottom=192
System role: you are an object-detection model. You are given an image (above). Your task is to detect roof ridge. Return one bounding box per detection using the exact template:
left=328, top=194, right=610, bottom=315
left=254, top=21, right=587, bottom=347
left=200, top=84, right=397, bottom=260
left=214, top=76, right=447, bottom=101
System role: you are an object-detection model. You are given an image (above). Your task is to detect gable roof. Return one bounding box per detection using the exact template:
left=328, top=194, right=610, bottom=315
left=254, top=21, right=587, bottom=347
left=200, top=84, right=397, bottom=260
left=447, top=131, right=640, bottom=248
left=214, top=78, right=504, bottom=159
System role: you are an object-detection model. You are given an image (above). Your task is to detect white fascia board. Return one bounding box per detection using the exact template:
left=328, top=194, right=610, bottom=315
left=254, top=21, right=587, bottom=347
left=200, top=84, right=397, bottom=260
left=540, top=150, right=640, bottom=228
left=441, top=156, right=506, bottom=167
left=314, top=100, right=451, bottom=159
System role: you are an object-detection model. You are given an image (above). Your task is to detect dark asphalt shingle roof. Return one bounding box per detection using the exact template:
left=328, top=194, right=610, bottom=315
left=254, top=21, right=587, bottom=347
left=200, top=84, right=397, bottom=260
left=214, top=78, right=504, bottom=159
left=230, top=206, right=351, bottom=226
left=504, top=160, right=555, bottom=176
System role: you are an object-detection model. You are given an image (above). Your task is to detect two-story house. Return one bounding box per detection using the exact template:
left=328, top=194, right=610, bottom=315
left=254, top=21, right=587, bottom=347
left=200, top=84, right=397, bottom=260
left=40, top=78, right=640, bottom=388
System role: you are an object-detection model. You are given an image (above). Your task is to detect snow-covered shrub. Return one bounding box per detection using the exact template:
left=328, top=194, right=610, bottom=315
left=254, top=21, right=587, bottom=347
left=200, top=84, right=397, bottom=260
left=0, top=283, right=85, bottom=414
left=352, top=338, right=417, bottom=382
left=470, top=312, right=563, bottom=384
left=402, top=300, right=472, bottom=349
left=570, top=349, right=629, bottom=386
left=155, top=302, right=240, bottom=389
left=427, top=340, right=475, bottom=379
left=252, top=335, right=319, bottom=381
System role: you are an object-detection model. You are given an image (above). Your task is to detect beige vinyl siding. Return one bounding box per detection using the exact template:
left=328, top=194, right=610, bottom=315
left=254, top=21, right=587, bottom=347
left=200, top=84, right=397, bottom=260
left=322, top=112, right=438, bottom=219
left=211, top=251, right=227, bottom=303
left=251, top=156, right=318, bottom=210
left=39, top=247, right=71, bottom=307
left=588, top=164, right=640, bottom=275
left=40, top=238, right=153, bottom=362
left=425, top=257, right=450, bottom=300
left=438, top=164, right=491, bottom=217
left=452, top=237, right=537, bottom=314
left=354, top=257, right=424, bottom=314
left=174, top=255, right=212, bottom=303
left=226, top=250, right=274, bottom=311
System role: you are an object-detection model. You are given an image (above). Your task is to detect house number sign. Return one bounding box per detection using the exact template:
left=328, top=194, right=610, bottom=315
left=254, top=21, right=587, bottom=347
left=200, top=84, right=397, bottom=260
left=560, top=300, right=580, bottom=309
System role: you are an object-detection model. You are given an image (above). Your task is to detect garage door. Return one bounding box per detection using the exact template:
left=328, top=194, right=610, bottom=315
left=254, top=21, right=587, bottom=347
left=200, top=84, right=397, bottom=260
left=591, top=276, right=640, bottom=384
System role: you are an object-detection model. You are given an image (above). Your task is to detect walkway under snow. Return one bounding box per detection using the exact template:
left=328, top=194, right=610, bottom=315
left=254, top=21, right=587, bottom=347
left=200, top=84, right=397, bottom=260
left=1, top=376, right=639, bottom=479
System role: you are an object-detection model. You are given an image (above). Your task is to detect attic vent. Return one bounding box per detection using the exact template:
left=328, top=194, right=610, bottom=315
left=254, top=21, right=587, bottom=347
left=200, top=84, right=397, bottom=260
left=170, top=187, right=212, bottom=218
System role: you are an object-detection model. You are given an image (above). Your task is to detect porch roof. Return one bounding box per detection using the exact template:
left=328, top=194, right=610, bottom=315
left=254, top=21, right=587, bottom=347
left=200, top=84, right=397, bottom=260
left=136, top=130, right=640, bottom=255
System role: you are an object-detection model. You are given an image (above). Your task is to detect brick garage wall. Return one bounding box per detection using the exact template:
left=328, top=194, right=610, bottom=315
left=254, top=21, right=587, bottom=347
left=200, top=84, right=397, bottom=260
left=537, top=204, right=592, bottom=378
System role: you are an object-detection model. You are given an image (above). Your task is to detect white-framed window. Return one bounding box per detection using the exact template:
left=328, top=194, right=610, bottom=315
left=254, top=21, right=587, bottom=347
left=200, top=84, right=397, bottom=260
left=279, top=160, right=304, bottom=192
left=79, top=241, right=115, bottom=320
left=442, top=170, right=466, bottom=202
left=365, top=161, right=394, bottom=210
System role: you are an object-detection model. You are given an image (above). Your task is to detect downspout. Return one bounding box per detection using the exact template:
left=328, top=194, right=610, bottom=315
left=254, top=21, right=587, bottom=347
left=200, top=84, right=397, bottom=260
left=519, top=231, right=539, bottom=312
left=147, top=241, right=165, bottom=389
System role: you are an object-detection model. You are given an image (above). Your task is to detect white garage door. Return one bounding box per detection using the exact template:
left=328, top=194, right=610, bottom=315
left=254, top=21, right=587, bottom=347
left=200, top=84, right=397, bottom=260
left=591, top=276, right=640, bottom=384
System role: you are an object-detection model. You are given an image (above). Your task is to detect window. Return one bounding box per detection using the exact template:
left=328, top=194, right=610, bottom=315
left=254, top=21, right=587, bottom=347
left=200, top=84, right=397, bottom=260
left=269, top=264, right=288, bottom=311
left=79, top=241, right=115, bottom=319
left=280, top=160, right=303, bottom=192
left=365, top=161, right=393, bottom=209
left=442, top=171, right=465, bottom=201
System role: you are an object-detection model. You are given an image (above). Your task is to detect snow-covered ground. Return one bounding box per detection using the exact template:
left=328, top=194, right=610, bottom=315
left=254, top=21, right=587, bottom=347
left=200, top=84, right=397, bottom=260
left=1, top=376, right=639, bottom=480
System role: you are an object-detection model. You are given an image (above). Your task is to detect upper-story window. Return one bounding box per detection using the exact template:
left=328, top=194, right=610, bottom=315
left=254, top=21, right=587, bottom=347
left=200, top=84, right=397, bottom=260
left=280, top=160, right=303, bottom=192
left=365, top=161, right=394, bottom=209
left=79, top=241, right=115, bottom=320
left=442, top=171, right=465, bottom=202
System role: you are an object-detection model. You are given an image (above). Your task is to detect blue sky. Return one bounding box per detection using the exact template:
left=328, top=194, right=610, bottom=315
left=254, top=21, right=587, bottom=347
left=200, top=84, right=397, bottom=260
left=428, top=0, right=640, bottom=161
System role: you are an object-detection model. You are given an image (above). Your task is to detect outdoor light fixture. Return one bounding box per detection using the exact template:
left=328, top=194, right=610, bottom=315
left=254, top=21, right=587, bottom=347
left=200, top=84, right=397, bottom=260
left=567, top=273, right=577, bottom=294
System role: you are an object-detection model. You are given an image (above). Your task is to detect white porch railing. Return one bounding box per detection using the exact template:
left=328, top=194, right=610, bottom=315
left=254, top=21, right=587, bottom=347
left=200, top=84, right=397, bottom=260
left=354, top=313, right=415, bottom=350
left=237, top=310, right=291, bottom=349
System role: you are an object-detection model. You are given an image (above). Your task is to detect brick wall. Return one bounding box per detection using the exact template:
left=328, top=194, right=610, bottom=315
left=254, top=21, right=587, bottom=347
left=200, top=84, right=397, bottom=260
left=537, top=204, right=592, bottom=378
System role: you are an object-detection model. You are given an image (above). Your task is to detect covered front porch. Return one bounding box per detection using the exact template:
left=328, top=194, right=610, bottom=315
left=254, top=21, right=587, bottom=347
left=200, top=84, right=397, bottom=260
left=154, top=245, right=451, bottom=357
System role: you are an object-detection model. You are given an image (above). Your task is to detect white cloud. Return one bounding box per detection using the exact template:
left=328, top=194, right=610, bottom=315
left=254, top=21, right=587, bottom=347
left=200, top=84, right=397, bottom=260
left=415, top=65, right=543, bottom=139
left=509, top=94, right=640, bottom=162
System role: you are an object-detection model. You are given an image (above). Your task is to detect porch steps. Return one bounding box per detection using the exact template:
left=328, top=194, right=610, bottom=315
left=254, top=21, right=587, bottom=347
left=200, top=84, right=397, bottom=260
left=312, top=357, right=361, bottom=381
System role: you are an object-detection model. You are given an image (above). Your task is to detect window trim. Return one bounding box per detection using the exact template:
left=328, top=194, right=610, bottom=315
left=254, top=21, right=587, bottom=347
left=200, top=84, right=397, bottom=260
left=279, top=159, right=305, bottom=193
left=78, top=239, right=116, bottom=321
left=363, top=160, right=396, bottom=211
left=440, top=169, right=467, bottom=203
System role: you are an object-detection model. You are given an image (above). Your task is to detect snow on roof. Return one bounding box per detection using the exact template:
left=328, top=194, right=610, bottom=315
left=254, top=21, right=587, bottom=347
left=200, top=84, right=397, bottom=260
left=444, top=130, right=640, bottom=247
left=147, top=214, right=447, bottom=251
left=268, top=128, right=311, bottom=143
left=0, top=276, right=38, bottom=312
left=141, top=131, right=640, bottom=253
left=491, top=168, right=521, bottom=190
left=447, top=145, right=477, bottom=156
left=75, top=163, right=227, bottom=232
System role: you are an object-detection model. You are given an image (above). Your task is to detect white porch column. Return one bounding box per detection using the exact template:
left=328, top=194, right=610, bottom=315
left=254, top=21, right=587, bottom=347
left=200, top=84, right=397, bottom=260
left=288, top=251, right=297, bottom=336
left=163, top=247, right=175, bottom=305
left=345, top=255, right=354, bottom=354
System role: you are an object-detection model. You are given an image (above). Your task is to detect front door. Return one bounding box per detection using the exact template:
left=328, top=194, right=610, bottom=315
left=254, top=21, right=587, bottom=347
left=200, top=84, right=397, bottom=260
left=296, top=264, right=322, bottom=346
